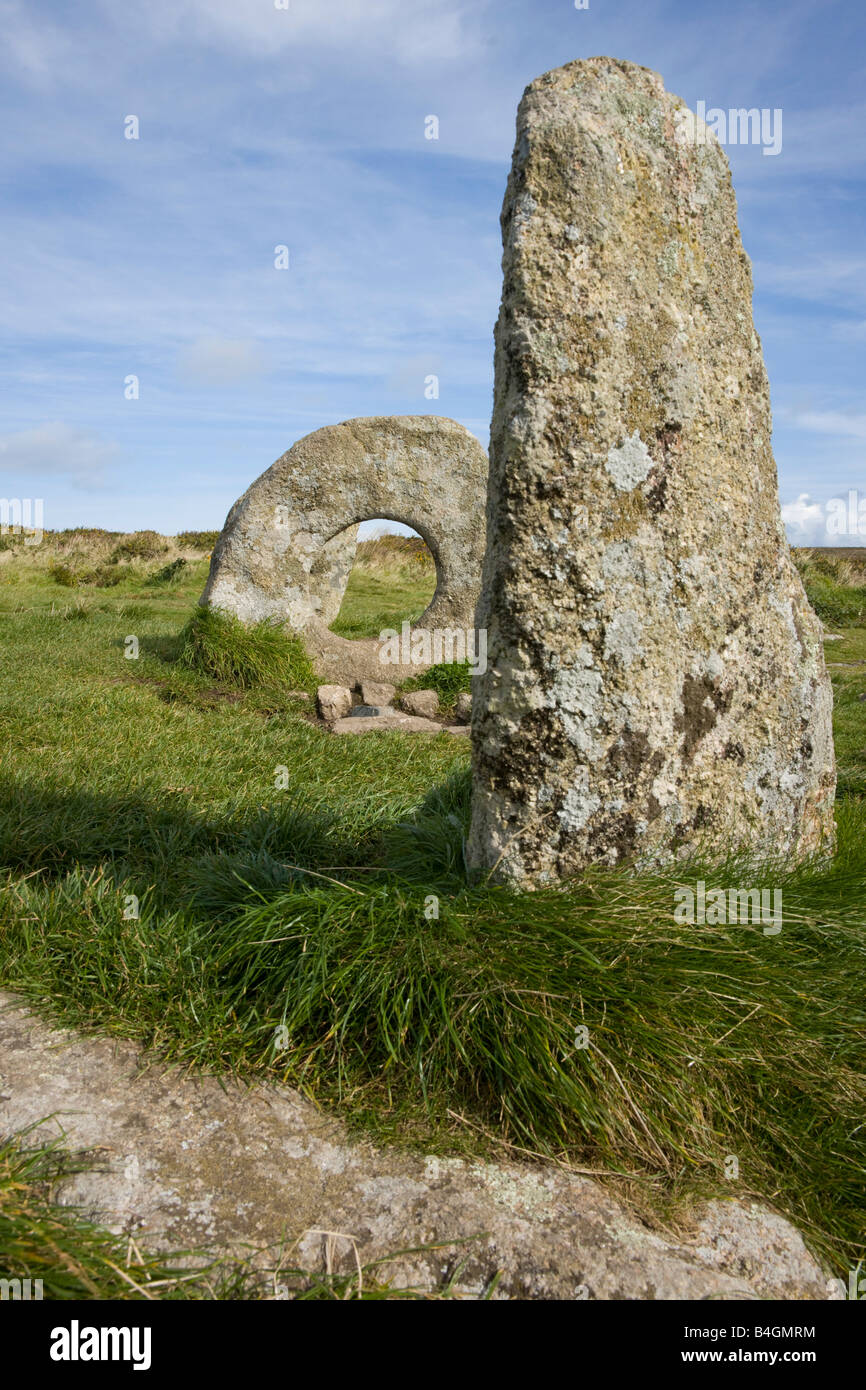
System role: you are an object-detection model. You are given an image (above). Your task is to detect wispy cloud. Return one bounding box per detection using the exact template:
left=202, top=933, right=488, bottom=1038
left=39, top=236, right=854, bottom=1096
left=0, top=423, right=120, bottom=486
left=793, top=412, right=866, bottom=440
left=834, top=320, right=866, bottom=343
left=97, top=0, right=484, bottom=66
left=753, top=258, right=866, bottom=309
left=0, top=0, right=73, bottom=89
left=177, top=337, right=268, bottom=386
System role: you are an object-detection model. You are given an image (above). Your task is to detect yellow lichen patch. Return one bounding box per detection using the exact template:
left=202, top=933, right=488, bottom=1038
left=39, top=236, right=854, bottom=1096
left=601, top=490, right=650, bottom=542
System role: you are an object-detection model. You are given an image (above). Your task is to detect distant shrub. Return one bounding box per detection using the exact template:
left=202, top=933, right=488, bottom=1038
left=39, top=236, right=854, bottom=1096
left=175, top=531, right=219, bottom=551
left=110, top=531, right=168, bottom=563
left=355, top=534, right=434, bottom=572
left=49, top=562, right=124, bottom=589
left=148, top=558, right=188, bottom=586
left=52, top=528, right=120, bottom=544
left=92, top=566, right=124, bottom=588
left=794, top=548, right=866, bottom=587
left=177, top=607, right=315, bottom=690
left=49, top=563, right=81, bottom=588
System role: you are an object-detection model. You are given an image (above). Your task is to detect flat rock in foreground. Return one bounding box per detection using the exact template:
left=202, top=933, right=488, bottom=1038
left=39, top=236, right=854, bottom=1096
left=0, top=993, right=838, bottom=1300
left=330, top=712, right=444, bottom=734
left=468, top=57, right=835, bottom=886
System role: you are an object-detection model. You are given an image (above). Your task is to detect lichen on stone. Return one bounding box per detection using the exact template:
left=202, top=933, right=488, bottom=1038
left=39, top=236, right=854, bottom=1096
left=468, top=57, right=836, bottom=886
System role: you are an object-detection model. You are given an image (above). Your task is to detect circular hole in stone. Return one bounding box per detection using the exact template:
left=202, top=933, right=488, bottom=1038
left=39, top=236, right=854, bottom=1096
left=327, top=519, right=437, bottom=641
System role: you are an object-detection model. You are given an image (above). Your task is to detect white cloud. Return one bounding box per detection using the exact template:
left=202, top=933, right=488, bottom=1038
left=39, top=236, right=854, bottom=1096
left=177, top=337, right=268, bottom=386
left=0, top=423, right=119, bottom=485
left=781, top=492, right=829, bottom=545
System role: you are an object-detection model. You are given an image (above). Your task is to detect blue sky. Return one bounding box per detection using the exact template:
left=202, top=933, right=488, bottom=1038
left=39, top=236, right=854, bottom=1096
left=0, top=0, right=863, bottom=543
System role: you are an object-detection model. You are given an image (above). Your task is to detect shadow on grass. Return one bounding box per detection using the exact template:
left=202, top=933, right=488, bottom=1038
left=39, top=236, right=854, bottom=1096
left=138, top=629, right=185, bottom=663
left=0, top=768, right=471, bottom=903
left=0, top=781, right=354, bottom=886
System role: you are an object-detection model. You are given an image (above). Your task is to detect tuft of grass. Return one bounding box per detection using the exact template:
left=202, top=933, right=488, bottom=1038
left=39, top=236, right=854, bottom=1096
left=61, top=598, right=94, bottom=620
left=400, top=659, right=473, bottom=707
left=177, top=606, right=316, bottom=691
left=804, top=577, right=866, bottom=627
left=820, top=627, right=866, bottom=796
left=194, top=812, right=865, bottom=1273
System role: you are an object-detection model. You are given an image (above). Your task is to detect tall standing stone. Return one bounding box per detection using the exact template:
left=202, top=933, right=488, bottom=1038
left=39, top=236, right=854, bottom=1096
left=467, top=58, right=835, bottom=886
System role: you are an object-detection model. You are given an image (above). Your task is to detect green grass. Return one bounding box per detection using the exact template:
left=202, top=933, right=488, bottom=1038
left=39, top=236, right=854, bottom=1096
left=0, top=536, right=864, bottom=1291
left=821, top=626, right=866, bottom=797
left=400, top=658, right=473, bottom=707
left=794, top=548, right=866, bottom=627
left=1, top=778, right=864, bottom=1274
